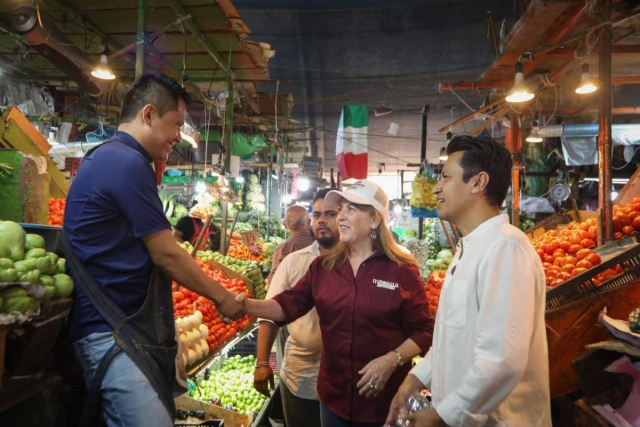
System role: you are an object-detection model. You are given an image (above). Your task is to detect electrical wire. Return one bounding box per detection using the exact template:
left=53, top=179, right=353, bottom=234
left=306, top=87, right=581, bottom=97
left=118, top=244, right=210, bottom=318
left=613, top=146, right=640, bottom=170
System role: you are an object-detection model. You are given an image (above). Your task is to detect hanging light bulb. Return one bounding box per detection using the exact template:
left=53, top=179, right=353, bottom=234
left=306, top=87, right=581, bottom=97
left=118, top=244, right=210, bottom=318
left=576, top=63, right=597, bottom=94
left=235, top=176, right=245, bottom=184
left=282, top=194, right=292, bottom=204
left=393, top=203, right=402, bottom=214
left=506, top=62, right=534, bottom=103
left=526, top=128, right=543, bottom=143
left=91, top=54, right=116, bottom=80
left=195, top=181, right=206, bottom=194
left=297, top=177, right=310, bottom=191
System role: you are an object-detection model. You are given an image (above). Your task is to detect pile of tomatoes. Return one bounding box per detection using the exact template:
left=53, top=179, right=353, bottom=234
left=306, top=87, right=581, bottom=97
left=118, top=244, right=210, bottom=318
left=532, top=200, right=640, bottom=288
left=172, top=257, right=255, bottom=353
left=425, top=270, right=446, bottom=315
left=47, top=198, right=66, bottom=226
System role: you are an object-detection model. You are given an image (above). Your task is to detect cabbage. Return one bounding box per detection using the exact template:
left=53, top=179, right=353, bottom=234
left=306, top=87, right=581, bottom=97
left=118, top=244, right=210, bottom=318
left=436, top=249, right=453, bottom=260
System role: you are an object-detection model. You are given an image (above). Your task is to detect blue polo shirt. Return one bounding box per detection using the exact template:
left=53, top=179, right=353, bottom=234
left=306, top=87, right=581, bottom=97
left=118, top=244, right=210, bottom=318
left=64, top=131, right=170, bottom=343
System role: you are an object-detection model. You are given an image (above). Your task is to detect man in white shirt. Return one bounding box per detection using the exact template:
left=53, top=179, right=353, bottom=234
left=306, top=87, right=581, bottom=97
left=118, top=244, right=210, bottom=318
left=386, top=136, right=551, bottom=427
left=254, top=188, right=339, bottom=427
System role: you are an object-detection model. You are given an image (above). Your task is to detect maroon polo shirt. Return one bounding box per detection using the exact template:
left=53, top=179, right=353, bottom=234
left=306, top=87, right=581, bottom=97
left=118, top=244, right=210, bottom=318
left=273, top=252, right=434, bottom=423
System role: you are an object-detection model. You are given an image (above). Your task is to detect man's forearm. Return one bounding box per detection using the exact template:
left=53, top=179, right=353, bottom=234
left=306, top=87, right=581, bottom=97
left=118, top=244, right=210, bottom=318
left=245, top=298, right=286, bottom=321
left=256, top=322, right=279, bottom=363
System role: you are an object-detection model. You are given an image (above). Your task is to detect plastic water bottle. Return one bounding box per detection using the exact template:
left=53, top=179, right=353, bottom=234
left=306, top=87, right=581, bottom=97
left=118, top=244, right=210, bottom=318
left=394, top=390, right=432, bottom=426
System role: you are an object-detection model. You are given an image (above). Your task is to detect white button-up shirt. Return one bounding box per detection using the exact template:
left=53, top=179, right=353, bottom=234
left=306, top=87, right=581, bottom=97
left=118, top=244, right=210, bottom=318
left=411, top=215, right=551, bottom=426
left=260, top=241, right=322, bottom=400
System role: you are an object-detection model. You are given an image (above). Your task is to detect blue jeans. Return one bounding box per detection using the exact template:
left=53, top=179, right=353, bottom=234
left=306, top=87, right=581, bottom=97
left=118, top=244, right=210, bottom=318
left=320, top=402, right=384, bottom=427
left=72, top=332, right=173, bottom=427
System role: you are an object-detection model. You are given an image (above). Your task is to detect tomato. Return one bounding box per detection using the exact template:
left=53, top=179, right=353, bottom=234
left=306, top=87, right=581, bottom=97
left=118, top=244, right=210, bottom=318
left=614, top=264, right=623, bottom=274
left=552, top=249, right=566, bottom=258
left=588, top=225, right=598, bottom=240
left=612, top=218, right=623, bottom=233
left=614, top=232, right=624, bottom=240
left=632, top=216, right=640, bottom=231
left=557, top=272, right=572, bottom=280
left=568, top=234, right=583, bottom=245
left=544, top=241, right=560, bottom=254
left=172, top=291, right=184, bottom=302
left=618, top=214, right=632, bottom=226
left=580, top=239, right=596, bottom=248
left=576, top=248, right=594, bottom=260
left=576, top=259, right=594, bottom=269
left=567, top=244, right=583, bottom=255
left=561, top=264, right=576, bottom=273
left=561, top=256, right=577, bottom=267
left=584, top=253, right=602, bottom=266
left=548, top=265, right=562, bottom=273
left=553, top=257, right=564, bottom=267
left=550, top=279, right=565, bottom=288
left=572, top=267, right=588, bottom=276
left=558, top=241, right=572, bottom=252
left=542, top=262, right=553, bottom=269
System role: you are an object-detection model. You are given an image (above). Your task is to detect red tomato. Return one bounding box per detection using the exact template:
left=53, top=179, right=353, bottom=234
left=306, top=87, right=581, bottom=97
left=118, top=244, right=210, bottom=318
left=567, top=244, right=583, bottom=255
left=612, top=218, right=623, bottom=233
left=580, top=239, right=596, bottom=248
left=576, top=259, right=594, bottom=269
left=633, top=215, right=640, bottom=231
left=576, top=248, right=594, bottom=260
left=614, top=232, right=624, bottom=240
left=585, top=253, right=602, bottom=266
left=544, top=241, right=560, bottom=255
left=572, top=267, right=588, bottom=276
left=561, top=256, right=577, bottom=267
left=561, top=264, right=576, bottom=273
left=588, top=225, right=598, bottom=240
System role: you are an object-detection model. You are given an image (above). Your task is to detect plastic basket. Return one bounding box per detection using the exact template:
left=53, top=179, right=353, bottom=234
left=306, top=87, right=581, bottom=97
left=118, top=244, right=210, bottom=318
left=545, top=242, right=640, bottom=313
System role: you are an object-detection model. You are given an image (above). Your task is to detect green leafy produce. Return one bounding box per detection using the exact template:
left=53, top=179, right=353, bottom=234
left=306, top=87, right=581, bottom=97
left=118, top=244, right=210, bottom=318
left=0, top=287, right=37, bottom=313
left=14, top=259, right=40, bottom=284
left=0, top=221, right=26, bottom=261
left=0, top=266, right=17, bottom=282
left=173, top=203, right=189, bottom=219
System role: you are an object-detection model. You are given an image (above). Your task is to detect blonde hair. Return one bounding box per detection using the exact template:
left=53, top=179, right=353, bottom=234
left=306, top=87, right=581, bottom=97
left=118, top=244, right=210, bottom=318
left=322, top=205, right=418, bottom=271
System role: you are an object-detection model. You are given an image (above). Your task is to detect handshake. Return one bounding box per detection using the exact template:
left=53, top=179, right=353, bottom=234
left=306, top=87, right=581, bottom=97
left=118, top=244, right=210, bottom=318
left=216, top=292, right=251, bottom=323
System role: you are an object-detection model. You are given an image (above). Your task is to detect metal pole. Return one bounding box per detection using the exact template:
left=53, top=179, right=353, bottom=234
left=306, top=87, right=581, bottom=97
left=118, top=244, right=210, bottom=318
left=266, top=165, right=272, bottom=239
left=510, top=112, right=522, bottom=229
left=135, top=0, right=147, bottom=77
left=598, top=0, right=613, bottom=242
left=219, top=79, right=235, bottom=253
left=418, top=105, right=429, bottom=240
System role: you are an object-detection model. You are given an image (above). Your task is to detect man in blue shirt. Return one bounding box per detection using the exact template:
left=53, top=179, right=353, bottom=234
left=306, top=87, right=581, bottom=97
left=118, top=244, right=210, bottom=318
left=64, top=74, right=243, bottom=427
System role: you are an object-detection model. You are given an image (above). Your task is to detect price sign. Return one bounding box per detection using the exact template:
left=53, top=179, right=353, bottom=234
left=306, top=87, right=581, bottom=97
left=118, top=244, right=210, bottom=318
left=241, top=230, right=262, bottom=246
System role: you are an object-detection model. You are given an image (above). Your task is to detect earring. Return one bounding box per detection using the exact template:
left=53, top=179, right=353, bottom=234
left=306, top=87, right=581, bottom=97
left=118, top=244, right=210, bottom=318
left=371, top=229, right=377, bottom=240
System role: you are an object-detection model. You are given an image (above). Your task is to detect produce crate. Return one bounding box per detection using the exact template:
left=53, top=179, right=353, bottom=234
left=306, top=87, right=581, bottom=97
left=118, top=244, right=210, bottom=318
left=207, top=260, right=255, bottom=297
left=5, top=298, right=72, bottom=377
left=524, top=209, right=574, bottom=239
left=18, top=223, right=63, bottom=254
left=175, top=395, right=252, bottom=427
left=546, top=242, right=640, bottom=313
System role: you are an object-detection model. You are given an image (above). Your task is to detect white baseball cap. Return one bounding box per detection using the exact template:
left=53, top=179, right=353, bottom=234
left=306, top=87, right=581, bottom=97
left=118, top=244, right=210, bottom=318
left=325, top=180, right=389, bottom=217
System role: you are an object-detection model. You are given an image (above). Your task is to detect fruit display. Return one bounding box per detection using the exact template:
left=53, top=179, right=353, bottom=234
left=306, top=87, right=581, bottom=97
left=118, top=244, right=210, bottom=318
left=208, top=252, right=255, bottom=273
left=47, top=198, right=66, bottom=226
left=172, top=259, right=255, bottom=357
left=0, top=221, right=72, bottom=313
left=0, top=286, right=38, bottom=314
left=529, top=197, right=640, bottom=289
left=425, top=270, right=446, bottom=315
left=242, top=174, right=266, bottom=213
left=227, top=240, right=264, bottom=263
left=404, top=239, right=430, bottom=278
left=190, top=354, right=270, bottom=416
left=176, top=310, right=210, bottom=366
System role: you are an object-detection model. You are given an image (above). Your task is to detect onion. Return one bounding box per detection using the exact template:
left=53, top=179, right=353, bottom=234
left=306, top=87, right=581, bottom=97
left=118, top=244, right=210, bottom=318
left=193, top=310, right=203, bottom=323
left=185, top=330, right=198, bottom=347
left=200, top=339, right=209, bottom=356
left=175, top=317, right=186, bottom=331
left=182, top=352, right=187, bottom=367
left=179, top=332, right=189, bottom=349
left=198, top=324, right=209, bottom=339
left=194, top=342, right=203, bottom=360
left=187, top=348, right=197, bottom=365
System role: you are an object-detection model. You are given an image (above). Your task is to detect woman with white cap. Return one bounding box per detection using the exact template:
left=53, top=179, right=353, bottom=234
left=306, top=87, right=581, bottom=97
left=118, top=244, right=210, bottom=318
left=237, top=179, right=433, bottom=427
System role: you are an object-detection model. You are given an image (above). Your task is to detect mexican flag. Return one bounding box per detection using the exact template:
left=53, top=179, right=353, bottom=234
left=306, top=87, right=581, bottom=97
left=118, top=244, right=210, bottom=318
left=336, top=105, right=368, bottom=180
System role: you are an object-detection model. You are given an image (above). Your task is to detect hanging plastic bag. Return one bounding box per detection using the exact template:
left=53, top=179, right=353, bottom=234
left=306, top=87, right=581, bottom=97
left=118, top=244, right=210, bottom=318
left=410, top=165, right=439, bottom=218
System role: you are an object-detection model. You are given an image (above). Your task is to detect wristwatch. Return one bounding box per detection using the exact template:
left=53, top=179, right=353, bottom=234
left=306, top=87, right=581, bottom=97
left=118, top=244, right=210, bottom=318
left=393, top=349, right=404, bottom=367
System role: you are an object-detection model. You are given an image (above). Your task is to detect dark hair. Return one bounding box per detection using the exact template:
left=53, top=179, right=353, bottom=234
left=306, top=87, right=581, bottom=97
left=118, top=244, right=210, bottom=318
left=446, top=135, right=513, bottom=207
left=120, top=73, right=191, bottom=124
left=313, top=188, right=333, bottom=204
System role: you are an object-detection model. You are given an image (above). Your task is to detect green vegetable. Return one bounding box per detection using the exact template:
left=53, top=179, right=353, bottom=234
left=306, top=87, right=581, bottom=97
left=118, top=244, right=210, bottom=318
left=56, top=258, right=66, bottom=275
left=25, top=248, right=46, bottom=259
left=1, top=287, right=27, bottom=298
left=39, top=275, right=54, bottom=287
left=53, top=273, right=74, bottom=298
left=0, top=268, right=17, bottom=282
left=37, top=285, right=56, bottom=302
left=34, top=256, right=53, bottom=275
left=47, top=252, right=59, bottom=266
left=0, top=221, right=26, bottom=261
left=630, top=308, right=640, bottom=333
left=1, top=296, right=34, bottom=313
left=25, top=234, right=45, bottom=251
left=0, top=258, right=14, bottom=269
left=14, top=259, right=40, bottom=284
left=436, top=249, right=454, bottom=260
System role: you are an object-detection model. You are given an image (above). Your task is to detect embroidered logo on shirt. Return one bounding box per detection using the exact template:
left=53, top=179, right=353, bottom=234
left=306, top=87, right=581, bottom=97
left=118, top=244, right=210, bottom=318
left=373, top=278, right=399, bottom=290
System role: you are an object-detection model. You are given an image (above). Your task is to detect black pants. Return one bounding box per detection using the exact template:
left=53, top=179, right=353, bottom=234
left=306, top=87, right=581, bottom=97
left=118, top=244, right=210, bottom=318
left=280, top=381, right=321, bottom=427
left=319, top=402, right=384, bottom=427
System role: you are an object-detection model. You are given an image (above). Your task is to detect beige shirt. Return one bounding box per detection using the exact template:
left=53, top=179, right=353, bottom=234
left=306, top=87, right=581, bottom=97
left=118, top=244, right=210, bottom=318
left=260, top=241, right=322, bottom=400
left=411, top=215, right=551, bottom=426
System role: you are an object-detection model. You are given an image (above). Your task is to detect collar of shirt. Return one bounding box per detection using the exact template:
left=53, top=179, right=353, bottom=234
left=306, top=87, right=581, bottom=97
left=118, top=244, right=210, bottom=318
left=456, top=214, right=508, bottom=251
left=113, top=131, right=152, bottom=162
left=300, top=240, right=321, bottom=256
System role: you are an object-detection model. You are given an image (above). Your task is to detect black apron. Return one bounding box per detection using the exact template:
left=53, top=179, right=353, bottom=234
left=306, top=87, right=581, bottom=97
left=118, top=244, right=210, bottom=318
left=64, top=138, right=179, bottom=426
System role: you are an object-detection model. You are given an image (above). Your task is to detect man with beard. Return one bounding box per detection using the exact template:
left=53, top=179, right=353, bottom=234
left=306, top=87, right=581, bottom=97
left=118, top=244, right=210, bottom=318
left=254, top=188, right=339, bottom=427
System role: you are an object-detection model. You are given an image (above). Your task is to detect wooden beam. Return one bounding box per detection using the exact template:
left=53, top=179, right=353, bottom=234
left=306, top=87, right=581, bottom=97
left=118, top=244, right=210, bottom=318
left=438, top=98, right=504, bottom=133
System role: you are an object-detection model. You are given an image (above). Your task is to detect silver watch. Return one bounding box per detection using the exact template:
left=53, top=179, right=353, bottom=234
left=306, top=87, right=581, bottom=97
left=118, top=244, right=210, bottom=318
left=393, top=349, right=404, bottom=367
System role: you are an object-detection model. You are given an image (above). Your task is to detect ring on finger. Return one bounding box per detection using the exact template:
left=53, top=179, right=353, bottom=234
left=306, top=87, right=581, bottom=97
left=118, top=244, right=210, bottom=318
left=367, top=382, right=379, bottom=391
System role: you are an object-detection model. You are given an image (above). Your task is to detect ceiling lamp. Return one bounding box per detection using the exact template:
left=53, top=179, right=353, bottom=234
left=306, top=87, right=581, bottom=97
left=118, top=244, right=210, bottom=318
left=297, top=176, right=310, bottom=191
left=374, top=106, right=393, bottom=117
left=91, top=54, right=116, bottom=80
left=576, top=64, right=597, bottom=94
left=526, top=128, right=543, bottom=143
left=506, top=62, right=534, bottom=103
